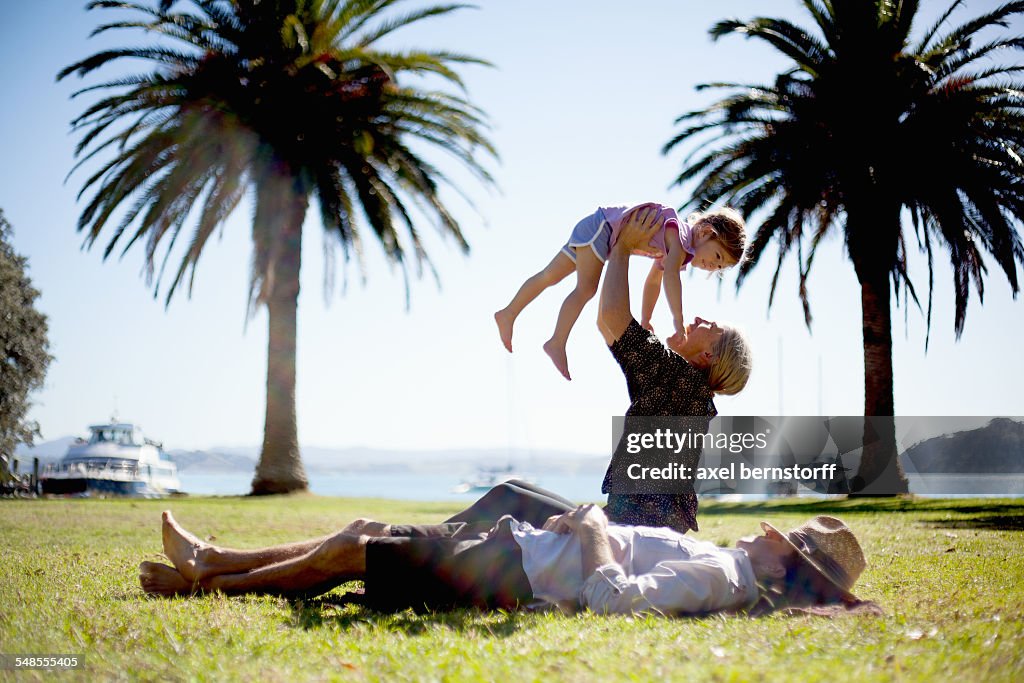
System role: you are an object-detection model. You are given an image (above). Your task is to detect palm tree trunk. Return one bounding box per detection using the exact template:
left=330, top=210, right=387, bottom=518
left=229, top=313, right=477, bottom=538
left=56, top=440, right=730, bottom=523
left=852, top=268, right=908, bottom=495
left=251, top=171, right=310, bottom=495
left=861, top=271, right=894, bottom=417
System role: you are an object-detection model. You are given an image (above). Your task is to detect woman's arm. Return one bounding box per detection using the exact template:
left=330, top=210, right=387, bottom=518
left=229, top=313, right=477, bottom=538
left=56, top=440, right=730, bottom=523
left=598, top=248, right=632, bottom=345
left=599, top=204, right=662, bottom=345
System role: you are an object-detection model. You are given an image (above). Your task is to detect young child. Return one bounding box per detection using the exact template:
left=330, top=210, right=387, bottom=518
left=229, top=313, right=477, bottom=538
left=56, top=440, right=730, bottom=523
left=494, top=203, right=746, bottom=380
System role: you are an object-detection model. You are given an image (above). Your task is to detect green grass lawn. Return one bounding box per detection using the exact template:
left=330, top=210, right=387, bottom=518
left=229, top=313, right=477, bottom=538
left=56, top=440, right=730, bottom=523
left=1, top=495, right=1022, bottom=682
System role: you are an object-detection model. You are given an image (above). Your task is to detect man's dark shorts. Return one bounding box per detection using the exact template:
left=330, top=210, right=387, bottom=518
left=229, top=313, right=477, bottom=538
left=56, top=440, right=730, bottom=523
left=363, top=518, right=533, bottom=612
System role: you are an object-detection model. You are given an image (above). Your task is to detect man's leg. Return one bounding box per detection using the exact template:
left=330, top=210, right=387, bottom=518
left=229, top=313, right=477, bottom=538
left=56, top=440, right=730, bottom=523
left=139, top=561, right=195, bottom=596
left=362, top=522, right=532, bottom=612
left=499, top=479, right=577, bottom=508
left=161, top=511, right=324, bottom=581
left=443, top=480, right=575, bottom=526
left=202, top=532, right=367, bottom=596
left=142, top=530, right=368, bottom=598
left=161, top=511, right=387, bottom=582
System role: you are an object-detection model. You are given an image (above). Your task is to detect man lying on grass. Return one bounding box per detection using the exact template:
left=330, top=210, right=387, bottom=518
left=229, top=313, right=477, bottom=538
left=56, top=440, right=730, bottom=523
left=141, top=504, right=870, bottom=616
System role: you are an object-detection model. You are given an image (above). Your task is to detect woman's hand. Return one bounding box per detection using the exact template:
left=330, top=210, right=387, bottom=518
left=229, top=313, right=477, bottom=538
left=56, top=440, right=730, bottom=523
left=614, top=203, right=664, bottom=254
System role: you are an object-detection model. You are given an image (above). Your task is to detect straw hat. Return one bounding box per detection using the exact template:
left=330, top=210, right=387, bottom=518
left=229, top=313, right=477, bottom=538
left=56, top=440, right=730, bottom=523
left=760, top=516, right=866, bottom=598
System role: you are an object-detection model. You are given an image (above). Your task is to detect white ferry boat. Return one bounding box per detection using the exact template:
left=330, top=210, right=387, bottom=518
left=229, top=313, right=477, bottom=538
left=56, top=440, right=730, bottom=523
left=40, top=421, right=181, bottom=497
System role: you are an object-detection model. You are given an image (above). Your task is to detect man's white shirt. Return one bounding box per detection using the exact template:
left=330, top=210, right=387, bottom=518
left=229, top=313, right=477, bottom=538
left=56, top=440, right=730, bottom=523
left=511, top=522, right=759, bottom=615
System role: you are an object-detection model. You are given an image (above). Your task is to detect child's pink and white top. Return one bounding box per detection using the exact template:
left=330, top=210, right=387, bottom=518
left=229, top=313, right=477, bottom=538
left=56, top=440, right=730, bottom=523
left=603, top=204, right=696, bottom=269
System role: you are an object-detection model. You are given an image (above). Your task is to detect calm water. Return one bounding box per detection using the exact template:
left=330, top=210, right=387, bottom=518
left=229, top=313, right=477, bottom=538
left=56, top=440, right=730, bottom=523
left=178, top=471, right=608, bottom=502
left=177, top=471, right=1024, bottom=501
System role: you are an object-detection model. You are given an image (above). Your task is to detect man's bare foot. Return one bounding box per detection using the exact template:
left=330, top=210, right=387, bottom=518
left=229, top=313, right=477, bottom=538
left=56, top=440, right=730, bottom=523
left=139, top=561, right=194, bottom=597
left=341, top=518, right=391, bottom=537
left=161, top=511, right=210, bottom=582
left=494, top=309, right=515, bottom=352
left=542, top=339, right=571, bottom=380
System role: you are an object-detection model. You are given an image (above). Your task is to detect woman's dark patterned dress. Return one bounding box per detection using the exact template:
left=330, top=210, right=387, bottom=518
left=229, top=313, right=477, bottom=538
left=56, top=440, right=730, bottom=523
left=602, top=320, right=717, bottom=533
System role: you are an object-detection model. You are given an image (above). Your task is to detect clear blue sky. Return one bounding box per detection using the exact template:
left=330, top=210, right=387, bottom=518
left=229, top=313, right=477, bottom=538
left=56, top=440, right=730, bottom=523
left=1, top=1, right=1021, bottom=455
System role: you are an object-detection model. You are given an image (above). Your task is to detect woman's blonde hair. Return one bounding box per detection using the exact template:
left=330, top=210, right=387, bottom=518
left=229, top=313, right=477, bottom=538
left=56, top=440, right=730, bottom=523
left=688, top=207, right=747, bottom=265
left=707, top=325, right=752, bottom=396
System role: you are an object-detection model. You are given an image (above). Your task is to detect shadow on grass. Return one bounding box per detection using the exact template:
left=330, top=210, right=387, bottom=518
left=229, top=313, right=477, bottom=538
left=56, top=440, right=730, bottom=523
left=700, top=498, right=1024, bottom=518
left=287, top=593, right=525, bottom=636
left=921, top=514, right=1024, bottom=531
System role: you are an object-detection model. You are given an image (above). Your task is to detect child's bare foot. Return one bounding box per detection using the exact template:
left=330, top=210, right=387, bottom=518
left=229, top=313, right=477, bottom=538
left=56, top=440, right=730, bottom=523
left=139, top=561, right=194, bottom=597
left=543, top=339, right=571, bottom=380
left=641, top=320, right=654, bottom=332
left=494, top=309, right=515, bottom=352
left=161, top=511, right=211, bottom=582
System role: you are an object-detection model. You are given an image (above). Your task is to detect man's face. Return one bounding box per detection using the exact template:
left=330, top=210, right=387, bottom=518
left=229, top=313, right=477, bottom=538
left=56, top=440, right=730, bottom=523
left=667, top=317, right=725, bottom=365
left=736, top=527, right=797, bottom=578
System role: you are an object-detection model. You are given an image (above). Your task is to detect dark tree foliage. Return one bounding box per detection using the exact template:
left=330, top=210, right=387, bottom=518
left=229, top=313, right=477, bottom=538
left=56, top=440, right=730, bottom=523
left=0, top=209, right=52, bottom=463
left=666, top=0, right=1024, bottom=493
left=59, top=1, right=496, bottom=493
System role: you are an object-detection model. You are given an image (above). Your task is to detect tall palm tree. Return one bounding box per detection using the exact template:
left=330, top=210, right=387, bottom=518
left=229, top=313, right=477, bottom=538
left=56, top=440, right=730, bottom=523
left=665, top=0, right=1024, bottom=493
left=59, top=0, right=496, bottom=494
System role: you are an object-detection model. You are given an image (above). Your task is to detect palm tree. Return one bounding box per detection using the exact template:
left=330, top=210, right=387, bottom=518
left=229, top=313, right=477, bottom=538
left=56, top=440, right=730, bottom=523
left=665, top=0, right=1024, bottom=493
left=59, top=0, right=496, bottom=494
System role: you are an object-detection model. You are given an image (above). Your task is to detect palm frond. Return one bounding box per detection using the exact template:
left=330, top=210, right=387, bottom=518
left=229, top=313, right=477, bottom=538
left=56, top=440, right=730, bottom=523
left=711, top=17, right=831, bottom=76
left=355, top=4, right=474, bottom=46
left=669, top=0, right=1024, bottom=345
left=62, top=0, right=495, bottom=310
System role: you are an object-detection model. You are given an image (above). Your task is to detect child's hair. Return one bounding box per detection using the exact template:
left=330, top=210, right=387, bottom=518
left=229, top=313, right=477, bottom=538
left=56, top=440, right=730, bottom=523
left=688, top=207, right=747, bottom=265
left=707, top=325, right=752, bottom=396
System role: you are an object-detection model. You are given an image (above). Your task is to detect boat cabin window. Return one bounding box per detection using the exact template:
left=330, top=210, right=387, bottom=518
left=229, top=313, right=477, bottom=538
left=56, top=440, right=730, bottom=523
left=91, top=427, right=137, bottom=446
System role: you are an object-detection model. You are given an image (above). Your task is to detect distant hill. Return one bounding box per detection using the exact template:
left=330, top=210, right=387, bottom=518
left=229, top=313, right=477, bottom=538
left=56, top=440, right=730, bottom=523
left=296, top=446, right=605, bottom=473
left=190, top=445, right=605, bottom=474
left=170, top=450, right=256, bottom=472
left=901, top=418, right=1024, bottom=473
left=20, top=420, right=1024, bottom=476
left=14, top=436, right=80, bottom=464
left=12, top=437, right=604, bottom=475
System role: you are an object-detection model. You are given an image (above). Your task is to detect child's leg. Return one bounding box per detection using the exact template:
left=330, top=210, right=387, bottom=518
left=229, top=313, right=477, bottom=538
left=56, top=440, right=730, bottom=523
left=495, top=252, right=575, bottom=352
left=543, top=248, right=603, bottom=380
